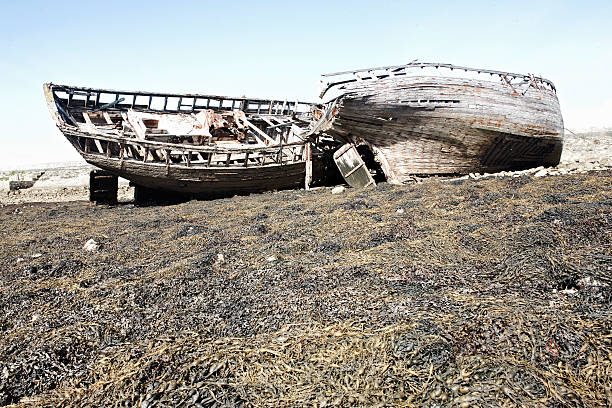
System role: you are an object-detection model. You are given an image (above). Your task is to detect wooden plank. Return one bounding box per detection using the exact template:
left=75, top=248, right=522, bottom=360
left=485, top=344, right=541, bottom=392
left=304, top=143, right=312, bottom=190
left=333, top=143, right=375, bottom=188
left=82, top=112, right=93, bottom=126
left=165, top=149, right=171, bottom=175
left=94, top=139, right=104, bottom=154
left=259, top=116, right=276, bottom=128
left=244, top=119, right=276, bottom=144
left=103, top=112, right=114, bottom=125
left=343, top=162, right=365, bottom=178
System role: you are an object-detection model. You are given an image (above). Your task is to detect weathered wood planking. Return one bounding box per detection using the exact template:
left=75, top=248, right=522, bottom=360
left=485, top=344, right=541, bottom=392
left=333, top=143, right=375, bottom=188
left=79, top=150, right=324, bottom=197
left=44, top=83, right=323, bottom=197
left=316, top=65, right=564, bottom=183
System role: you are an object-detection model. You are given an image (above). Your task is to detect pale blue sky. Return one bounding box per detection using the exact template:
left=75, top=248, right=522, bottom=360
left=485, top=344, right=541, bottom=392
left=1, top=0, right=610, bottom=169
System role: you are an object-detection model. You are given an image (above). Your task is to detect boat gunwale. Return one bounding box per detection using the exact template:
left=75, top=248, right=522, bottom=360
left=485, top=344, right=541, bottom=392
left=319, top=62, right=557, bottom=98
left=46, top=83, right=314, bottom=109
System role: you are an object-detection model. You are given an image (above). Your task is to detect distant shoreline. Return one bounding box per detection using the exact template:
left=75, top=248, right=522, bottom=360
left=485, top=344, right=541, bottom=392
left=0, top=160, right=90, bottom=172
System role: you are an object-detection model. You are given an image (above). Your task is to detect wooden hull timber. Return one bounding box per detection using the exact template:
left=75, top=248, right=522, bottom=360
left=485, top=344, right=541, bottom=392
left=314, top=62, right=564, bottom=183
left=82, top=152, right=322, bottom=198
left=44, top=83, right=324, bottom=198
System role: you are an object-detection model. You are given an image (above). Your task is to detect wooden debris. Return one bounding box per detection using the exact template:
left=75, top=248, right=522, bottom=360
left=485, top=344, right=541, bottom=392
left=88, top=170, right=118, bottom=205
left=333, top=143, right=375, bottom=188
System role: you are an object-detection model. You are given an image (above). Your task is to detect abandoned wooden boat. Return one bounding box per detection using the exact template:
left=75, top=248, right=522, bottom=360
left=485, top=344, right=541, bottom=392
left=310, top=62, right=564, bottom=184
left=44, top=83, right=325, bottom=198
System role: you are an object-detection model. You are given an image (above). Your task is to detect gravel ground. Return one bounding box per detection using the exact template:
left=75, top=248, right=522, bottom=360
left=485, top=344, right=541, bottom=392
left=0, top=164, right=132, bottom=205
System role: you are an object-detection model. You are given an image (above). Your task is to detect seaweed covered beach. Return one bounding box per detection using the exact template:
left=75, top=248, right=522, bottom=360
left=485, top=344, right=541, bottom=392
left=0, top=170, right=611, bottom=407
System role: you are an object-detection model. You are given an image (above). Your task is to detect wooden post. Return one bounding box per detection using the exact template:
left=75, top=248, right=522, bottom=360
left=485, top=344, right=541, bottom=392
left=119, top=143, right=125, bottom=170
left=165, top=149, right=171, bottom=175
left=305, top=143, right=312, bottom=190
left=89, top=170, right=118, bottom=205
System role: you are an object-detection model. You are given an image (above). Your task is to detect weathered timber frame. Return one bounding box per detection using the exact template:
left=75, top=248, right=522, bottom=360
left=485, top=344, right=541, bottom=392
left=44, top=83, right=325, bottom=197
left=311, top=62, right=564, bottom=184
left=49, top=84, right=310, bottom=117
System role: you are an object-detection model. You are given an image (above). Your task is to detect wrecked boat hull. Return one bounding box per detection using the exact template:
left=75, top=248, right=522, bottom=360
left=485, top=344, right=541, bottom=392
left=317, top=64, right=564, bottom=183
left=76, top=149, right=323, bottom=198
left=45, top=83, right=323, bottom=198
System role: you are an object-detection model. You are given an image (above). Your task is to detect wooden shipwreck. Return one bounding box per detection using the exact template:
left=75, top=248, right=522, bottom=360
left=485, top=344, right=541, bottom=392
left=44, top=83, right=326, bottom=199
left=309, top=62, right=564, bottom=185
left=44, top=62, right=565, bottom=200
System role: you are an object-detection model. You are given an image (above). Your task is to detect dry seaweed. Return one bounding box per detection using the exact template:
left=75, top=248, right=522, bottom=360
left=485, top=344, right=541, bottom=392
left=0, top=171, right=610, bottom=407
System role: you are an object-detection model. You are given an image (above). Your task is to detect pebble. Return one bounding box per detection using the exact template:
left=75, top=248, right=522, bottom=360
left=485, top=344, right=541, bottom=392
left=331, top=186, right=345, bottom=194
left=533, top=169, right=548, bottom=178
left=267, top=256, right=277, bottom=262
left=83, top=239, right=99, bottom=252
left=215, top=253, right=225, bottom=264
left=396, top=208, right=405, bottom=214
